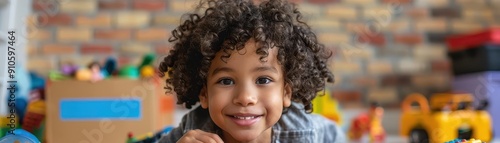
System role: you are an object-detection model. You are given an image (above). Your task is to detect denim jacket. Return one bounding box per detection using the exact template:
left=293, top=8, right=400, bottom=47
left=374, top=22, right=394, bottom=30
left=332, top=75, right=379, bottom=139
left=157, top=102, right=347, bottom=143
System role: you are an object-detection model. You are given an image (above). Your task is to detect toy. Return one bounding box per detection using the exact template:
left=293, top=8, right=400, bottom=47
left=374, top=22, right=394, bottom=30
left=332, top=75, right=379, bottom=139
left=119, top=65, right=139, bottom=79
left=49, top=70, right=70, bottom=81
left=126, top=126, right=174, bottom=143
left=452, top=71, right=500, bottom=138
left=29, top=89, right=45, bottom=102
left=88, top=61, right=104, bottom=82
left=103, top=57, right=117, bottom=77
left=400, top=93, right=492, bottom=143
left=13, top=97, right=28, bottom=126
left=445, top=138, right=485, bottom=143
left=348, top=102, right=385, bottom=143
left=60, top=63, right=79, bottom=76
left=29, top=72, right=45, bottom=90
left=0, top=129, right=40, bottom=143
left=22, top=100, right=45, bottom=133
left=0, top=115, right=18, bottom=138
left=126, top=132, right=138, bottom=143
left=140, top=65, right=155, bottom=78
left=138, top=53, right=155, bottom=70
left=312, top=90, right=342, bottom=125
left=75, top=69, right=92, bottom=81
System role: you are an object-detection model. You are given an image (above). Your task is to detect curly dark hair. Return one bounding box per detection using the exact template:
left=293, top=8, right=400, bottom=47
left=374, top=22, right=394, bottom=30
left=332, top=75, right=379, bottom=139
left=158, top=0, right=334, bottom=113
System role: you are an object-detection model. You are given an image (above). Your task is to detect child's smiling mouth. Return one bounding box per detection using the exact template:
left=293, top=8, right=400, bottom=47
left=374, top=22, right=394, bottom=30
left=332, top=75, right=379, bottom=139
left=227, top=113, right=263, bottom=126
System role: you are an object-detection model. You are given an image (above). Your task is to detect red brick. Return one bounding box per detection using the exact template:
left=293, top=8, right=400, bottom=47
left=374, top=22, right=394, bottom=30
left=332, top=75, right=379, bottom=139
left=117, top=56, right=131, bottom=67
left=381, top=75, right=411, bottom=86
left=368, top=87, right=398, bottom=104
left=352, top=76, right=377, bottom=87
left=135, top=28, right=169, bottom=41
left=117, top=56, right=143, bottom=68
left=155, top=44, right=173, bottom=55
left=33, top=0, right=58, bottom=11
left=95, top=29, right=131, bottom=41
left=381, top=0, right=412, bottom=4
left=405, top=8, right=428, bottom=19
left=99, top=0, right=128, bottom=10
left=308, top=0, right=339, bottom=4
left=133, top=0, right=166, bottom=11
left=357, top=30, right=386, bottom=46
left=81, top=44, right=114, bottom=54
left=42, top=44, right=75, bottom=55
left=394, top=33, right=423, bottom=45
left=37, top=14, right=73, bottom=26
left=76, top=14, right=112, bottom=27
left=348, top=23, right=385, bottom=46
left=331, top=90, right=361, bottom=103
left=431, top=7, right=461, bottom=18
left=431, top=59, right=450, bottom=73
left=345, top=21, right=365, bottom=32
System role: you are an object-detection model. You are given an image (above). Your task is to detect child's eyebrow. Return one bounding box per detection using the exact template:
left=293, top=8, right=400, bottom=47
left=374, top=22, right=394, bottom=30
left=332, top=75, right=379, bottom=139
left=253, top=66, right=278, bottom=74
left=211, top=66, right=278, bottom=76
left=211, top=67, right=233, bottom=76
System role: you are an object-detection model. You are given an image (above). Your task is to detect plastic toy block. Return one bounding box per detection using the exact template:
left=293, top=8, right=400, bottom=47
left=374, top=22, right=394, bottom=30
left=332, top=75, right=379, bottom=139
left=445, top=138, right=484, bottom=143
left=447, top=44, right=500, bottom=75
left=1, top=116, right=19, bottom=138
left=446, top=28, right=500, bottom=52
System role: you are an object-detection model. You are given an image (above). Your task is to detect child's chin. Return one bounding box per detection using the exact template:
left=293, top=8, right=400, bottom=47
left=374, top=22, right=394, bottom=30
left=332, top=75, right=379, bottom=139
left=229, top=131, right=263, bottom=142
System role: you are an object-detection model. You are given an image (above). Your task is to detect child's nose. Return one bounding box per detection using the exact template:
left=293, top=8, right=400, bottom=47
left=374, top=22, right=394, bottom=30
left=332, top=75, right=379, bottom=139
left=233, top=84, right=257, bottom=107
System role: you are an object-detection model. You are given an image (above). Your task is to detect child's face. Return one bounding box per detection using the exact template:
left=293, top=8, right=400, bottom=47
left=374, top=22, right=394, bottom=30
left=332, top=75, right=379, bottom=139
left=199, top=39, right=292, bottom=142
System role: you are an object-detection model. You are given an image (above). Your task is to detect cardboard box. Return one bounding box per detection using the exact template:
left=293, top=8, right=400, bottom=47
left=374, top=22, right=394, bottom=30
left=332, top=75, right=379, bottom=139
left=46, top=77, right=175, bottom=143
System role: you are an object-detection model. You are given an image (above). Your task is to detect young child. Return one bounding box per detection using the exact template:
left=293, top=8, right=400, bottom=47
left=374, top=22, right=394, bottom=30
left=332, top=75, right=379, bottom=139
left=157, top=0, right=346, bottom=142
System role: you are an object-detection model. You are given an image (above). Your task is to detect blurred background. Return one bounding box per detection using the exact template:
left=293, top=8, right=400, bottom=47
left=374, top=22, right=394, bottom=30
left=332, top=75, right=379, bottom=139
left=0, top=0, right=499, bottom=142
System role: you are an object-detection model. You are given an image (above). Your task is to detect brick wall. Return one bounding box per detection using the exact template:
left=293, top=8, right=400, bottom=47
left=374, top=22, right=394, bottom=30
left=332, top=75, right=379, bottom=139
left=27, top=0, right=496, bottom=108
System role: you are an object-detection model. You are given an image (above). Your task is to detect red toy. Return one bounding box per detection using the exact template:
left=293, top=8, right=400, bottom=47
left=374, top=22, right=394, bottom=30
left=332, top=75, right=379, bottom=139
left=446, top=28, right=500, bottom=52
left=348, top=103, right=386, bottom=143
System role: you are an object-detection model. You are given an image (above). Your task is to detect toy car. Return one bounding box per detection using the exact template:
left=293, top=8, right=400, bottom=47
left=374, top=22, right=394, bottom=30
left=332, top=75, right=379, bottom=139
left=400, top=93, right=492, bottom=143
left=445, top=138, right=485, bottom=143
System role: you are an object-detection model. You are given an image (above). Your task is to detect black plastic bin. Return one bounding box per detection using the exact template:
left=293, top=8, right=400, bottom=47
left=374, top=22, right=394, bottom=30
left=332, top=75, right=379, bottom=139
left=447, top=44, right=500, bottom=75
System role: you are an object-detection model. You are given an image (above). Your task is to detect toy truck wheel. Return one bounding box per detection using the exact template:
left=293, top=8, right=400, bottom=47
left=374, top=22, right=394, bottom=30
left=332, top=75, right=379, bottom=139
left=410, top=129, right=429, bottom=143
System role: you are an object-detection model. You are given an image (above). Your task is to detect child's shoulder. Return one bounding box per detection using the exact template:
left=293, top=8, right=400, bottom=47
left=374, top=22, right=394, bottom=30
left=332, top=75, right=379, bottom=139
left=277, top=102, right=339, bottom=130
left=273, top=102, right=346, bottom=142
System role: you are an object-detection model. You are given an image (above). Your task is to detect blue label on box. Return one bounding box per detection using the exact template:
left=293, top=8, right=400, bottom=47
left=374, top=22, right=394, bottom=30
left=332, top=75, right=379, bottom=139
left=60, top=98, right=141, bottom=120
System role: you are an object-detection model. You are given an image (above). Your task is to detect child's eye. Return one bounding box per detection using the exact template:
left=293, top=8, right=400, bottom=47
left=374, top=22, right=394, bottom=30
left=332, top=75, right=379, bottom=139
left=256, top=77, right=272, bottom=85
left=217, top=78, right=234, bottom=85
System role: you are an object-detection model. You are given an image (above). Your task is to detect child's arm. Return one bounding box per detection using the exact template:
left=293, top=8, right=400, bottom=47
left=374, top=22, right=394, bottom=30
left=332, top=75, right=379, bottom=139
left=156, top=122, right=184, bottom=143
left=175, top=129, right=223, bottom=143
left=157, top=126, right=223, bottom=143
left=156, top=113, right=189, bottom=143
left=156, top=107, right=222, bottom=143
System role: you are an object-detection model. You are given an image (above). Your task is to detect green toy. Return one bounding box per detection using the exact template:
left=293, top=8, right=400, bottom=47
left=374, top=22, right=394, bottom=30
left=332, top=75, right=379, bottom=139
left=49, top=70, right=70, bottom=81
left=119, top=65, right=139, bottom=79
left=138, top=53, right=156, bottom=70
left=0, top=115, right=20, bottom=138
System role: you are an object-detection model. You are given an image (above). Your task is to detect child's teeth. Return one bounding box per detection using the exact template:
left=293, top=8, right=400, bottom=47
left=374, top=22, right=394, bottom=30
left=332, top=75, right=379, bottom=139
left=234, top=116, right=256, bottom=120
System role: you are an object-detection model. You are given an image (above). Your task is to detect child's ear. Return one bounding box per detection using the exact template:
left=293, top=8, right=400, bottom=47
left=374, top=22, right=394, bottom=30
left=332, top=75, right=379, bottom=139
left=199, top=87, right=209, bottom=109
left=283, top=83, right=292, bottom=108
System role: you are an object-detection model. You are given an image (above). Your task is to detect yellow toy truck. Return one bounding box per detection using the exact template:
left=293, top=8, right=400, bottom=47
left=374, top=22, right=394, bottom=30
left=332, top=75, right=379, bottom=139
left=400, top=93, right=492, bottom=143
